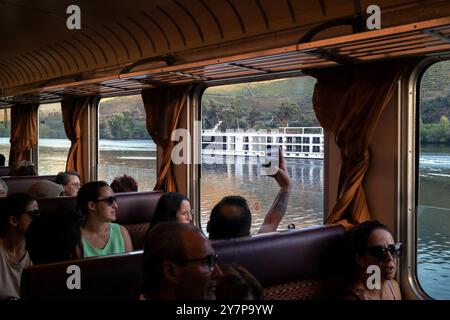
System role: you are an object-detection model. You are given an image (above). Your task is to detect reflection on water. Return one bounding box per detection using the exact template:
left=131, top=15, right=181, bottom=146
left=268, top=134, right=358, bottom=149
left=1, top=138, right=449, bottom=299
left=418, top=147, right=450, bottom=299
left=201, top=156, right=323, bottom=235
left=417, top=206, right=450, bottom=299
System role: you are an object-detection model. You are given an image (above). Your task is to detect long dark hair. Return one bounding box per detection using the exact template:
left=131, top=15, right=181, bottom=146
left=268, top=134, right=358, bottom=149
left=76, top=181, right=110, bottom=217
left=344, top=220, right=391, bottom=280
left=149, top=192, right=189, bottom=230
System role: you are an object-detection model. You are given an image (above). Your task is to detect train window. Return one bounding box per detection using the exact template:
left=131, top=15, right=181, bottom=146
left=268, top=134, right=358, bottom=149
left=417, top=60, right=450, bottom=299
left=0, top=108, right=10, bottom=165
left=38, top=103, right=70, bottom=175
left=98, top=95, right=156, bottom=192
left=200, top=77, right=323, bottom=234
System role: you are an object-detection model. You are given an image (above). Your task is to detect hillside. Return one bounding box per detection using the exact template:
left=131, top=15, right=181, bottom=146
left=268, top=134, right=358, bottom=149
left=202, top=76, right=319, bottom=130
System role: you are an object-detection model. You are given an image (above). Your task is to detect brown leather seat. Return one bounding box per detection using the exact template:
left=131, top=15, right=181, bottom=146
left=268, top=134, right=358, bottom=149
left=212, top=224, right=347, bottom=299
left=0, top=166, right=10, bottom=176
left=21, top=252, right=143, bottom=300
left=3, top=175, right=56, bottom=194
left=37, top=191, right=164, bottom=249
left=21, top=224, right=346, bottom=300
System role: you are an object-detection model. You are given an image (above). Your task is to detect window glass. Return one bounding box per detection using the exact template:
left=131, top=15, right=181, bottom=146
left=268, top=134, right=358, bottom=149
left=98, top=95, right=156, bottom=192
left=417, top=60, right=450, bottom=299
left=38, top=103, right=70, bottom=175
left=0, top=108, right=10, bottom=166
left=201, top=77, right=323, bottom=234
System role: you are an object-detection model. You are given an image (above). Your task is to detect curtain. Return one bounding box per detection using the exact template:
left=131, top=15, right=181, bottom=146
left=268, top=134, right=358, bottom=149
left=9, top=103, right=38, bottom=165
left=61, top=96, right=90, bottom=184
left=141, top=86, right=191, bottom=192
left=305, top=60, right=415, bottom=229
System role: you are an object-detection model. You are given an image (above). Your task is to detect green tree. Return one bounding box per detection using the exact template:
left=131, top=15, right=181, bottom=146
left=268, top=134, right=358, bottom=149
left=229, top=98, right=243, bottom=129
left=274, top=102, right=301, bottom=127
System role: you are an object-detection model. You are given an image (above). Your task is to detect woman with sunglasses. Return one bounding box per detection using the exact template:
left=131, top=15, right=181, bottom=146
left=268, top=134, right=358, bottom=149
left=148, top=192, right=193, bottom=231
left=343, top=220, right=402, bottom=300
left=0, top=193, right=37, bottom=299
left=77, top=181, right=133, bottom=257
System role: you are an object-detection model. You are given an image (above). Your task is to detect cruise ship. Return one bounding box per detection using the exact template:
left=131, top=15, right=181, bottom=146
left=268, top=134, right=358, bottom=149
left=201, top=123, right=324, bottom=159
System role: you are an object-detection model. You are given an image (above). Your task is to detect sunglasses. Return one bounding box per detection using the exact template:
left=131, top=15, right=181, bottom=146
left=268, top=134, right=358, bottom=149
left=364, top=243, right=402, bottom=261
left=178, top=254, right=219, bottom=271
left=94, top=196, right=117, bottom=206
left=25, top=209, right=40, bottom=219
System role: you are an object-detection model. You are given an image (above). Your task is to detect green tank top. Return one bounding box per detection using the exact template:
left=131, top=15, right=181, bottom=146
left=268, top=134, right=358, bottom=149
left=82, top=223, right=126, bottom=257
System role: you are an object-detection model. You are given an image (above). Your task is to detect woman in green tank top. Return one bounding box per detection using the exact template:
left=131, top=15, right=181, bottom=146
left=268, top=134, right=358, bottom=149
left=77, top=181, right=133, bottom=257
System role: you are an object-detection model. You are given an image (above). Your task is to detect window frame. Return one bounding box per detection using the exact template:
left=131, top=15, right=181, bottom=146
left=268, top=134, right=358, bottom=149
left=401, top=57, right=450, bottom=300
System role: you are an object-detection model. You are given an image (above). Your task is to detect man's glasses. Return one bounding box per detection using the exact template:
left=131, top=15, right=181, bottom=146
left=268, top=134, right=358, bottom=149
left=365, top=243, right=402, bottom=261
left=94, top=196, right=117, bottom=206
left=179, top=254, right=219, bottom=271
left=178, top=209, right=194, bottom=217
left=25, top=209, right=40, bottom=219
left=68, top=182, right=81, bottom=188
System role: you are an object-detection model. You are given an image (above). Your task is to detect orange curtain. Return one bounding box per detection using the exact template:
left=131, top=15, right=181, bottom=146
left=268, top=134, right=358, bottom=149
left=141, top=86, right=191, bottom=192
left=61, top=97, right=90, bottom=184
left=9, top=103, right=38, bottom=165
left=305, top=60, right=414, bottom=229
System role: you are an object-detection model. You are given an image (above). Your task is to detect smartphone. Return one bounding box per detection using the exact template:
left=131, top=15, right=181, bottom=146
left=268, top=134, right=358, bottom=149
left=261, top=146, right=279, bottom=176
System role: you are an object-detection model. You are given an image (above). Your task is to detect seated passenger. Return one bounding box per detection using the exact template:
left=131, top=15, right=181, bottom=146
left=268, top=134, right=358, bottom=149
left=26, top=210, right=83, bottom=264
left=215, top=264, right=263, bottom=300
left=8, top=160, right=37, bottom=176
left=148, top=192, right=192, bottom=231
left=207, top=147, right=292, bottom=240
left=141, top=222, right=223, bottom=300
left=0, top=193, right=37, bottom=299
left=0, top=153, right=5, bottom=166
left=110, top=174, right=138, bottom=193
left=27, top=180, right=64, bottom=198
left=343, top=220, right=402, bottom=300
left=0, top=178, right=7, bottom=198
left=55, top=171, right=81, bottom=197
left=77, top=181, right=133, bottom=257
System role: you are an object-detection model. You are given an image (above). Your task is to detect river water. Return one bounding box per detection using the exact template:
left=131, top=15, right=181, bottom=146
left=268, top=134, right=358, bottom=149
left=0, top=138, right=448, bottom=299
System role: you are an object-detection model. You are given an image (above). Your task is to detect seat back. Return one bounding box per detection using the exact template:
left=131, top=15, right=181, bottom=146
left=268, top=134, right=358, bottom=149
left=21, top=252, right=143, bottom=300
left=3, top=175, right=56, bottom=194
left=21, top=224, right=347, bottom=300
left=37, top=191, right=164, bottom=249
left=0, top=166, right=10, bottom=176
left=212, top=224, right=347, bottom=299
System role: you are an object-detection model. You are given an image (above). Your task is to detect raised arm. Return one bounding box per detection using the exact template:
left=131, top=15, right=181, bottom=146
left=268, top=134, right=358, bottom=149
left=257, top=147, right=292, bottom=234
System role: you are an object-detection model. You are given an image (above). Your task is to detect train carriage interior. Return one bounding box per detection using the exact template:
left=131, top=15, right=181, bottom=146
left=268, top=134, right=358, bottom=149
left=0, top=0, right=449, bottom=302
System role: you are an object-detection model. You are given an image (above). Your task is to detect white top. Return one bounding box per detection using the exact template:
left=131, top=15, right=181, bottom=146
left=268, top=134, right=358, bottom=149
left=0, top=239, right=31, bottom=300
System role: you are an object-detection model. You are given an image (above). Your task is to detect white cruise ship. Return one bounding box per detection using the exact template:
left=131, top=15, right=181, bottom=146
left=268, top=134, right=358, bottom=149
left=201, top=124, right=324, bottom=159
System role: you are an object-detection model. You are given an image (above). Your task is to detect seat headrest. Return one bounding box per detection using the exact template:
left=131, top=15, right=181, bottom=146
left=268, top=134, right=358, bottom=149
left=212, top=224, right=346, bottom=287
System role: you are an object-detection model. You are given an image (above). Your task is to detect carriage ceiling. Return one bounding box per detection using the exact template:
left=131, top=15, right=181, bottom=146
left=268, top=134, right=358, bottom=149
left=1, top=0, right=450, bottom=105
